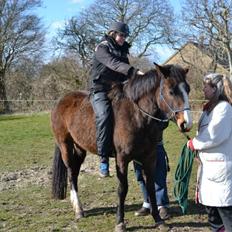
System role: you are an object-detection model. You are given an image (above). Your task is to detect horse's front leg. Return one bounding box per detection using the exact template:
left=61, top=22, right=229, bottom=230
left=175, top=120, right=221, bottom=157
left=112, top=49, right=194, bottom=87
left=143, top=159, right=163, bottom=224
left=115, top=155, right=129, bottom=232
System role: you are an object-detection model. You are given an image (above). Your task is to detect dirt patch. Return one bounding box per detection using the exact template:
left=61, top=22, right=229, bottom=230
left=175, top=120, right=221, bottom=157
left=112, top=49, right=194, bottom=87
left=0, top=166, right=51, bottom=191
left=0, top=155, right=106, bottom=192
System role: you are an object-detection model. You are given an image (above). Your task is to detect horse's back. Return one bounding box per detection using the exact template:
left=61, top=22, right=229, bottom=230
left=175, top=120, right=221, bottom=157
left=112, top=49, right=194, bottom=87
left=52, top=90, right=88, bottom=121
left=54, top=91, right=89, bottom=111
left=51, top=90, right=97, bottom=153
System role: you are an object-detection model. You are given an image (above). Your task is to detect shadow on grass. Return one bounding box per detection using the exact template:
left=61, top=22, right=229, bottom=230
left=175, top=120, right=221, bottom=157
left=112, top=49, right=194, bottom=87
left=168, top=221, right=209, bottom=228
left=84, top=200, right=207, bottom=230
left=126, top=221, right=209, bottom=231
left=84, top=206, right=116, bottom=217
left=85, top=199, right=206, bottom=217
left=169, top=199, right=206, bottom=217
left=84, top=203, right=141, bottom=217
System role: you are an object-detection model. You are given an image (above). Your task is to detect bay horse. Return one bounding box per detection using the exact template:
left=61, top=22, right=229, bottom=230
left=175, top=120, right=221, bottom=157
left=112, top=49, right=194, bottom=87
left=51, top=63, right=192, bottom=231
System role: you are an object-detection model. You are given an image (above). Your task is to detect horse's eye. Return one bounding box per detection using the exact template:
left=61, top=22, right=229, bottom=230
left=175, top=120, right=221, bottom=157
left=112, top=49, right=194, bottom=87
left=169, top=86, right=178, bottom=95
left=169, top=90, right=174, bottom=95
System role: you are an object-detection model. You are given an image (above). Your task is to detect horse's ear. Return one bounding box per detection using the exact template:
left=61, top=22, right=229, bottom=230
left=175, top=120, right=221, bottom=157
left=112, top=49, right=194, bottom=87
left=153, top=62, right=170, bottom=78
left=184, top=68, right=189, bottom=74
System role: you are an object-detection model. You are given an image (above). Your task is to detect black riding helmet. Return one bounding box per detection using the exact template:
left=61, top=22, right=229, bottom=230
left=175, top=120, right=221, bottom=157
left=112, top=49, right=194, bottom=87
left=108, top=21, right=130, bottom=37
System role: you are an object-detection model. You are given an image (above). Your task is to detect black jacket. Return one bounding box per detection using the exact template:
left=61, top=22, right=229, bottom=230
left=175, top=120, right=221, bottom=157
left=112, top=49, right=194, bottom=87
left=90, top=35, right=134, bottom=92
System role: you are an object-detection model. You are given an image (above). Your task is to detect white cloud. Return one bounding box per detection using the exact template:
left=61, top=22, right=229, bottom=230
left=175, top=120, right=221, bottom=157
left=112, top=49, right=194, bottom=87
left=50, top=20, right=65, bottom=30
left=69, top=0, right=94, bottom=8
left=69, top=0, right=84, bottom=4
left=45, top=20, right=66, bottom=39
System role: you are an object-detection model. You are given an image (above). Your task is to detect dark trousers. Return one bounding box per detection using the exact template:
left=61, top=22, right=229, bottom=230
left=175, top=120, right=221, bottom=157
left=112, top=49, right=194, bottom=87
left=133, top=144, right=169, bottom=207
left=90, top=91, right=113, bottom=159
left=205, top=206, right=232, bottom=232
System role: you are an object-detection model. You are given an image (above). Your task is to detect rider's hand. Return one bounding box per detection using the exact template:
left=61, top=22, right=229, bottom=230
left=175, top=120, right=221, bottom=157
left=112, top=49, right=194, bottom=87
left=128, top=68, right=144, bottom=79
left=137, top=70, right=144, bottom=75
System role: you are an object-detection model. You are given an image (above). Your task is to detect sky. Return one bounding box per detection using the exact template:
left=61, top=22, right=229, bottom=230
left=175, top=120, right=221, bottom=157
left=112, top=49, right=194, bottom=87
left=37, top=0, right=94, bottom=36
left=37, top=0, right=181, bottom=63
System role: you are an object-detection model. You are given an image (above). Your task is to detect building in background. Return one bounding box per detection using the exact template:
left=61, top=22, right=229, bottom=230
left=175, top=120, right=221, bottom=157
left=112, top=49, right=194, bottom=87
left=164, top=42, right=229, bottom=122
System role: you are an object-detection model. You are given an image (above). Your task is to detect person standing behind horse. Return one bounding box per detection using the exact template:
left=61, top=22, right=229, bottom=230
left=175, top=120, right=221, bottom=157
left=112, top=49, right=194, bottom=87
left=187, top=73, right=232, bottom=232
left=134, top=120, right=170, bottom=220
left=90, top=21, right=142, bottom=177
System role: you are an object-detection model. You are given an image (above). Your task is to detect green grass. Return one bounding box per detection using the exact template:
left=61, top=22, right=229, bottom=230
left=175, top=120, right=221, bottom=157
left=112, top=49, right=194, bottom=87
left=0, top=114, right=208, bottom=231
left=0, top=113, right=54, bottom=172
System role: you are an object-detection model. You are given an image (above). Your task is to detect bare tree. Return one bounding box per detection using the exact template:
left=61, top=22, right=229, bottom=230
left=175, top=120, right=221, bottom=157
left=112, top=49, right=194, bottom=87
left=180, top=0, right=232, bottom=79
left=55, top=0, right=176, bottom=67
left=0, top=0, right=45, bottom=112
left=7, top=55, right=43, bottom=100
left=33, top=55, right=86, bottom=101
left=55, top=17, right=97, bottom=68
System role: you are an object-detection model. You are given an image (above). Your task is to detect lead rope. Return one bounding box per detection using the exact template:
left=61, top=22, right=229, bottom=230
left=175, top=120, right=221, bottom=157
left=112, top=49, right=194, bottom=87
left=173, top=139, right=196, bottom=214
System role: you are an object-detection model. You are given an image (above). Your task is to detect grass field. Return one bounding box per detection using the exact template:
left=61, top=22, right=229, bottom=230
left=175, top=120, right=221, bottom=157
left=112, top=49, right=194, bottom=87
left=0, top=113, right=208, bottom=231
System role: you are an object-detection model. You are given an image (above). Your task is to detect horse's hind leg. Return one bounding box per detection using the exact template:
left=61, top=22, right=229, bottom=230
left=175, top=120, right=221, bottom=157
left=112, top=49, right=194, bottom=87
left=59, top=141, right=86, bottom=219
left=69, top=145, right=86, bottom=220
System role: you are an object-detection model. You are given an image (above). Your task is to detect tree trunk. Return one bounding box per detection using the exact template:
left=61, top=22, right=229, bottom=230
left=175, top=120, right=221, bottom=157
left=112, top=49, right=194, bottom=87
left=228, top=53, right=232, bottom=82
left=225, top=45, right=232, bottom=82
left=0, top=72, right=10, bottom=113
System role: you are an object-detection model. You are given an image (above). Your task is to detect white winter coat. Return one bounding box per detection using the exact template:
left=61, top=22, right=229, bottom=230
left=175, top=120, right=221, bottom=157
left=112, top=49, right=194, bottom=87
left=192, top=101, right=232, bottom=207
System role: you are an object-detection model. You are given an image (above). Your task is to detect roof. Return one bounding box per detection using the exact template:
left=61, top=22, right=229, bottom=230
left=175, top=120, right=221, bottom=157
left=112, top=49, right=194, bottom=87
left=163, top=42, right=229, bottom=71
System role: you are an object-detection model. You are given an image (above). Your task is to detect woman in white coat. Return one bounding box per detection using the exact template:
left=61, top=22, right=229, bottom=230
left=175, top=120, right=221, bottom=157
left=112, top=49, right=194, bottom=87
left=187, top=73, right=232, bottom=232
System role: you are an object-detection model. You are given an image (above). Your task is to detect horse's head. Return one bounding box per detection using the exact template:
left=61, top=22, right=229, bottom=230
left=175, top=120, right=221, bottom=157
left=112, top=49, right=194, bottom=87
left=124, top=63, right=192, bottom=132
left=154, top=63, right=192, bottom=132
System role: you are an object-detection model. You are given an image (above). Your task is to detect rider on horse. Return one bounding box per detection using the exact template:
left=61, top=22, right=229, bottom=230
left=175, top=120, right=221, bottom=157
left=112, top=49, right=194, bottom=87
left=89, top=21, right=141, bottom=177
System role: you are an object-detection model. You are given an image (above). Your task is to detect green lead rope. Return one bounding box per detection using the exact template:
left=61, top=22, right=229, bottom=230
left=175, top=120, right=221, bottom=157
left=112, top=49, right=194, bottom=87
left=173, top=143, right=196, bottom=214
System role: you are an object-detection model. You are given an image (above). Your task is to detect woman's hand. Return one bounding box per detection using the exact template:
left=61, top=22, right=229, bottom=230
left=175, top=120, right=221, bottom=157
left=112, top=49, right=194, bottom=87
left=187, top=139, right=195, bottom=151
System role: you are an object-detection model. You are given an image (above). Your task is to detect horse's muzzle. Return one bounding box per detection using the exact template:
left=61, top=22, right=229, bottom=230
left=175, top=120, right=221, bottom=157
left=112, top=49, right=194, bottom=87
left=180, top=121, right=192, bottom=132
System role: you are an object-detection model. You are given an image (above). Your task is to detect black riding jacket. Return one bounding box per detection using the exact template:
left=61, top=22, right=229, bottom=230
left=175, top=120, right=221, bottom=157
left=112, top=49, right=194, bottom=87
left=90, top=35, right=134, bottom=92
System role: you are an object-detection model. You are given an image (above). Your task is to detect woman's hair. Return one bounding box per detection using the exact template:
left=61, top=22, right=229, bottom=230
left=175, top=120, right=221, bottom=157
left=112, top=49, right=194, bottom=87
left=203, top=73, right=232, bottom=104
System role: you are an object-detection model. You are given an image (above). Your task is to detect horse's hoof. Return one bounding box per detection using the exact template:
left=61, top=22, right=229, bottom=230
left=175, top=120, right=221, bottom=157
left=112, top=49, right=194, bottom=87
left=115, top=222, right=126, bottom=232
left=75, top=211, right=85, bottom=220
left=157, top=222, right=169, bottom=232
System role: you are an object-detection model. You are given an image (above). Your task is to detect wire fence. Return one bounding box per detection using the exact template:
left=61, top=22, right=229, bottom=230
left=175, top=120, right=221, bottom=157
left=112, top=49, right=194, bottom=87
left=0, top=99, right=204, bottom=122
left=0, top=99, right=57, bottom=114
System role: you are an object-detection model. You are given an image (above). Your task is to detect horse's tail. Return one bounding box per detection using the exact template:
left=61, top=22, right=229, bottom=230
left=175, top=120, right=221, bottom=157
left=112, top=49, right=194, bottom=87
left=52, top=144, right=68, bottom=199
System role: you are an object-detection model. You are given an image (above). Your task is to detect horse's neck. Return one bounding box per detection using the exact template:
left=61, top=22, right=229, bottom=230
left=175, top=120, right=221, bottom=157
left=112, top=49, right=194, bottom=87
left=111, top=78, right=159, bottom=126
left=126, top=95, right=158, bottom=129
left=137, top=93, right=158, bottom=116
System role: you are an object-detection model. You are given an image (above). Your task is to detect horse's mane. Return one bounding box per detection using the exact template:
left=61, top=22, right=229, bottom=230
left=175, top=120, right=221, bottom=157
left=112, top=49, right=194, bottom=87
left=108, top=82, right=126, bottom=102
left=125, top=69, right=158, bottom=102
left=108, top=69, right=158, bottom=103
left=108, top=64, right=188, bottom=103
